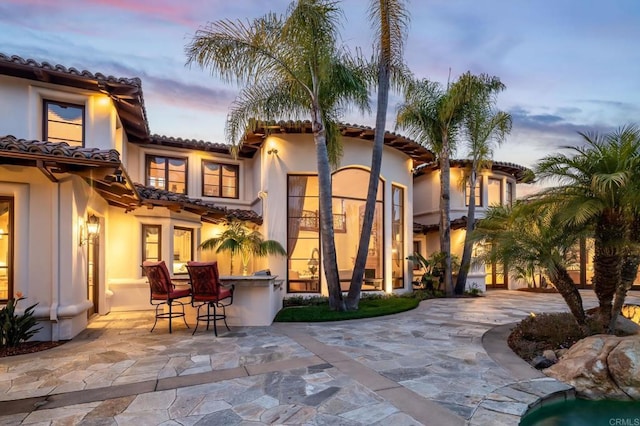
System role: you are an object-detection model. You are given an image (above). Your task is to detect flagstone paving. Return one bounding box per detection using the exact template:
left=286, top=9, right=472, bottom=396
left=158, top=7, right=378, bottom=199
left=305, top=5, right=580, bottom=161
left=0, top=290, right=637, bottom=425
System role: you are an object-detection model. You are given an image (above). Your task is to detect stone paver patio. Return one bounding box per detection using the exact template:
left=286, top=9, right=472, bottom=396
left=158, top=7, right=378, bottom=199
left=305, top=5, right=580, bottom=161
left=0, top=290, right=637, bottom=425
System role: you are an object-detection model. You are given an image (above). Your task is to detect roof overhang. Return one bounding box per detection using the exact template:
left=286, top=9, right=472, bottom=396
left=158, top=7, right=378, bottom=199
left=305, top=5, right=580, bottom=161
left=241, top=120, right=436, bottom=166
left=414, top=159, right=534, bottom=183
left=0, top=135, right=141, bottom=210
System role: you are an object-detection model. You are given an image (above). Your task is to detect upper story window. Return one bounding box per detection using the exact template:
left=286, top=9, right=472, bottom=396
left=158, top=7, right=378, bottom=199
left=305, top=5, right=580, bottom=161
left=146, top=155, right=187, bottom=194
left=43, top=100, right=84, bottom=146
left=506, top=182, right=514, bottom=206
left=465, top=178, right=482, bottom=207
left=488, top=178, right=503, bottom=206
left=202, top=161, right=239, bottom=198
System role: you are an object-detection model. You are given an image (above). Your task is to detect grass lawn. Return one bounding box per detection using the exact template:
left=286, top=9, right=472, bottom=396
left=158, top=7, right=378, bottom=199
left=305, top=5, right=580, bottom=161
left=274, top=296, right=420, bottom=322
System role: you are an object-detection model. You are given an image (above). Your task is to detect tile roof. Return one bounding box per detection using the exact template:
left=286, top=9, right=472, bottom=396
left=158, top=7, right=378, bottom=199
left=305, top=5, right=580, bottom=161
left=241, top=120, right=436, bottom=165
left=134, top=184, right=263, bottom=225
left=0, top=135, right=120, bottom=163
left=0, top=53, right=150, bottom=142
left=414, top=217, right=471, bottom=234
left=147, top=134, right=234, bottom=156
left=415, top=159, right=533, bottom=183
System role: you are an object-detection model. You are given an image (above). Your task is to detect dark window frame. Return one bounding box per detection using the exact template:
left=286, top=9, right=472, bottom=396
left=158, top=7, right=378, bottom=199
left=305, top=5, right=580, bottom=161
left=392, top=185, right=404, bottom=289
left=488, top=177, right=503, bottom=206
left=145, top=155, right=188, bottom=194
left=0, top=196, right=14, bottom=303
left=506, top=181, right=514, bottom=206
left=172, top=226, right=193, bottom=275
left=201, top=160, right=240, bottom=199
left=141, top=224, right=162, bottom=276
left=43, top=99, right=85, bottom=146
left=465, top=177, right=482, bottom=207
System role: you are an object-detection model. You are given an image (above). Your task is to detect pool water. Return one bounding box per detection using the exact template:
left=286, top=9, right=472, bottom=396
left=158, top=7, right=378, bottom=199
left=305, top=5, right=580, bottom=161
left=520, top=399, right=640, bottom=426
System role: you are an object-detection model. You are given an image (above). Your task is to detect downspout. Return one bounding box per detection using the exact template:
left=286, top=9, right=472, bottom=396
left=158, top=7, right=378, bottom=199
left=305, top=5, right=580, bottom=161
left=49, top=181, right=60, bottom=341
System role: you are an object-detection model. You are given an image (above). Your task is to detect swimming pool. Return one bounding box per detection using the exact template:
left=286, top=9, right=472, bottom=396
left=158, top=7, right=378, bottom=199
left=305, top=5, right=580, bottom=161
left=520, top=398, right=640, bottom=426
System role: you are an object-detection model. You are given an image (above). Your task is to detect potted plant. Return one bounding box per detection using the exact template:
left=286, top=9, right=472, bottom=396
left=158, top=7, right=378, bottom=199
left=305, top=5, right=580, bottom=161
left=407, top=251, right=460, bottom=294
left=201, top=219, right=287, bottom=275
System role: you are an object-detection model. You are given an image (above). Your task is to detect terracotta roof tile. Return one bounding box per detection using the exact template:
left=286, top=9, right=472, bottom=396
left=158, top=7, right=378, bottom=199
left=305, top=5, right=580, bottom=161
left=415, top=159, right=533, bottom=183
left=148, top=134, right=233, bottom=155
left=0, top=135, right=120, bottom=162
left=134, top=184, right=262, bottom=224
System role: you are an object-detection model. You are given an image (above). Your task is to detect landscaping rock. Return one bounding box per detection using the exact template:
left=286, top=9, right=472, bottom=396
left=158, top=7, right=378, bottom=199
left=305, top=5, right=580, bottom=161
left=555, top=349, right=568, bottom=359
left=542, top=349, right=557, bottom=363
left=532, top=355, right=554, bottom=369
left=544, top=334, right=640, bottom=400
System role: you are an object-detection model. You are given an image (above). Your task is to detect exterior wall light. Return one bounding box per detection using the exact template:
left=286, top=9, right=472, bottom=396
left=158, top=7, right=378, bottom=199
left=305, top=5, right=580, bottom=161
left=79, top=214, right=100, bottom=246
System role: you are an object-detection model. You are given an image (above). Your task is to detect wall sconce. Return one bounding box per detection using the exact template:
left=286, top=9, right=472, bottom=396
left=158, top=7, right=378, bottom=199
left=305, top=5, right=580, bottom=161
left=0, top=228, right=4, bottom=240
left=79, top=214, right=100, bottom=246
left=307, top=247, right=320, bottom=278
left=267, top=141, right=279, bottom=156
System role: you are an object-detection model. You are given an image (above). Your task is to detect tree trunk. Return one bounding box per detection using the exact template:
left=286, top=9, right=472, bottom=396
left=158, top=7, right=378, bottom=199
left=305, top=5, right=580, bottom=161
left=548, top=263, right=586, bottom=327
left=311, top=107, right=344, bottom=311
left=440, top=134, right=453, bottom=296
left=455, top=169, right=477, bottom=295
left=593, top=213, right=625, bottom=326
left=608, top=253, right=640, bottom=333
left=346, top=62, right=390, bottom=310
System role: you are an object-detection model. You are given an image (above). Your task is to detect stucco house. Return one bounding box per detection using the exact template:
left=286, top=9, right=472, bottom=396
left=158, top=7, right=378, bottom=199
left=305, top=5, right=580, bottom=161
left=0, top=53, right=531, bottom=341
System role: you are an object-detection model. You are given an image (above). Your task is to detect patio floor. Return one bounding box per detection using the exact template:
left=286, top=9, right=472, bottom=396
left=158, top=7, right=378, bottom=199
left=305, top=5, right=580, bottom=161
left=0, top=290, right=637, bottom=425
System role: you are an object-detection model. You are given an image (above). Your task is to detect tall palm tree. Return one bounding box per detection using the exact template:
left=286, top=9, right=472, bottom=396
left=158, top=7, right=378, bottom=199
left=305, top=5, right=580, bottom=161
left=473, top=202, right=588, bottom=326
left=454, top=73, right=511, bottom=295
left=535, top=125, right=640, bottom=327
left=186, top=0, right=369, bottom=310
left=396, top=74, right=479, bottom=295
left=346, top=0, right=410, bottom=310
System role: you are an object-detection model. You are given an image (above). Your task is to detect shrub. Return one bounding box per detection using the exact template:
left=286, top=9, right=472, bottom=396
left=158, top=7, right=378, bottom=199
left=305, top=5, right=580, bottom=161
left=0, top=295, right=42, bottom=348
left=508, top=312, right=602, bottom=361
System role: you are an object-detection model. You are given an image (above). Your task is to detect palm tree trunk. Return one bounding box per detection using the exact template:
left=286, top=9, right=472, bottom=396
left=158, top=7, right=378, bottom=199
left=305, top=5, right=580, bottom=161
left=593, top=214, right=625, bottom=326
left=440, top=134, right=453, bottom=296
left=455, top=170, right=477, bottom=294
left=346, top=62, right=390, bottom=310
left=608, top=252, right=640, bottom=333
left=312, top=107, right=344, bottom=311
left=548, top=263, right=586, bottom=327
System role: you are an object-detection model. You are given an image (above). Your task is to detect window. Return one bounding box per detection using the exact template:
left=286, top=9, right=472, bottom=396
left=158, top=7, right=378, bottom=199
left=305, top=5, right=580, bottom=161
left=141, top=225, right=162, bottom=275
left=146, top=155, right=187, bottom=194
left=488, top=178, right=503, bottom=206
left=465, top=178, right=482, bottom=207
left=392, top=186, right=404, bottom=289
left=0, top=197, right=13, bottom=302
left=43, top=100, right=84, bottom=146
left=172, top=227, right=193, bottom=275
left=506, top=182, right=514, bottom=206
left=202, top=161, right=239, bottom=198
left=287, top=175, right=320, bottom=293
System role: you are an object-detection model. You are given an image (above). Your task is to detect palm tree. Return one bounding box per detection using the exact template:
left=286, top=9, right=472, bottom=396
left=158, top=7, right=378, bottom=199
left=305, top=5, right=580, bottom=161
left=186, top=0, right=369, bottom=310
left=535, top=125, right=640, bottom=327
left=346, top=0, right=410, bottom=310
left=395, top=74, right=481, bottom=295
left=473, top=202, right=588, bottom=326
left=454, top=73, right=511, bottom=295
left=201, top=219, right=287, bottom=275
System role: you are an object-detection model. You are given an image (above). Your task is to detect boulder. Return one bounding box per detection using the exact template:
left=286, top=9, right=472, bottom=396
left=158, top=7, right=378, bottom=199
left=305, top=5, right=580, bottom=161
left=545, top=334, right=640, bottom=400
left=543, top=349, right=558, bottom=363
left=532, top=355, right=554, bottom=369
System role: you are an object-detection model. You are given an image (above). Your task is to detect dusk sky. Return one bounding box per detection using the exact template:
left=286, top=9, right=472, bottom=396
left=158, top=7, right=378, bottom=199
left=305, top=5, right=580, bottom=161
left=1, top=0, right=639, bottom=169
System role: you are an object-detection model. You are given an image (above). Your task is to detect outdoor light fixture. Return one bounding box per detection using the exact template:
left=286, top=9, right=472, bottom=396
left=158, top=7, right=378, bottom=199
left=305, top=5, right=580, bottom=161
left=79, top=214, right=100, bottom=246
left=267, top=141, right=279, bottom=155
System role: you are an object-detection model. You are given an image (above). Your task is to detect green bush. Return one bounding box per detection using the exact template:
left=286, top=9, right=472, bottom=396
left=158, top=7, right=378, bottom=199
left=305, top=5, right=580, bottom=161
left=0, top=296, right=41, bottom=348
